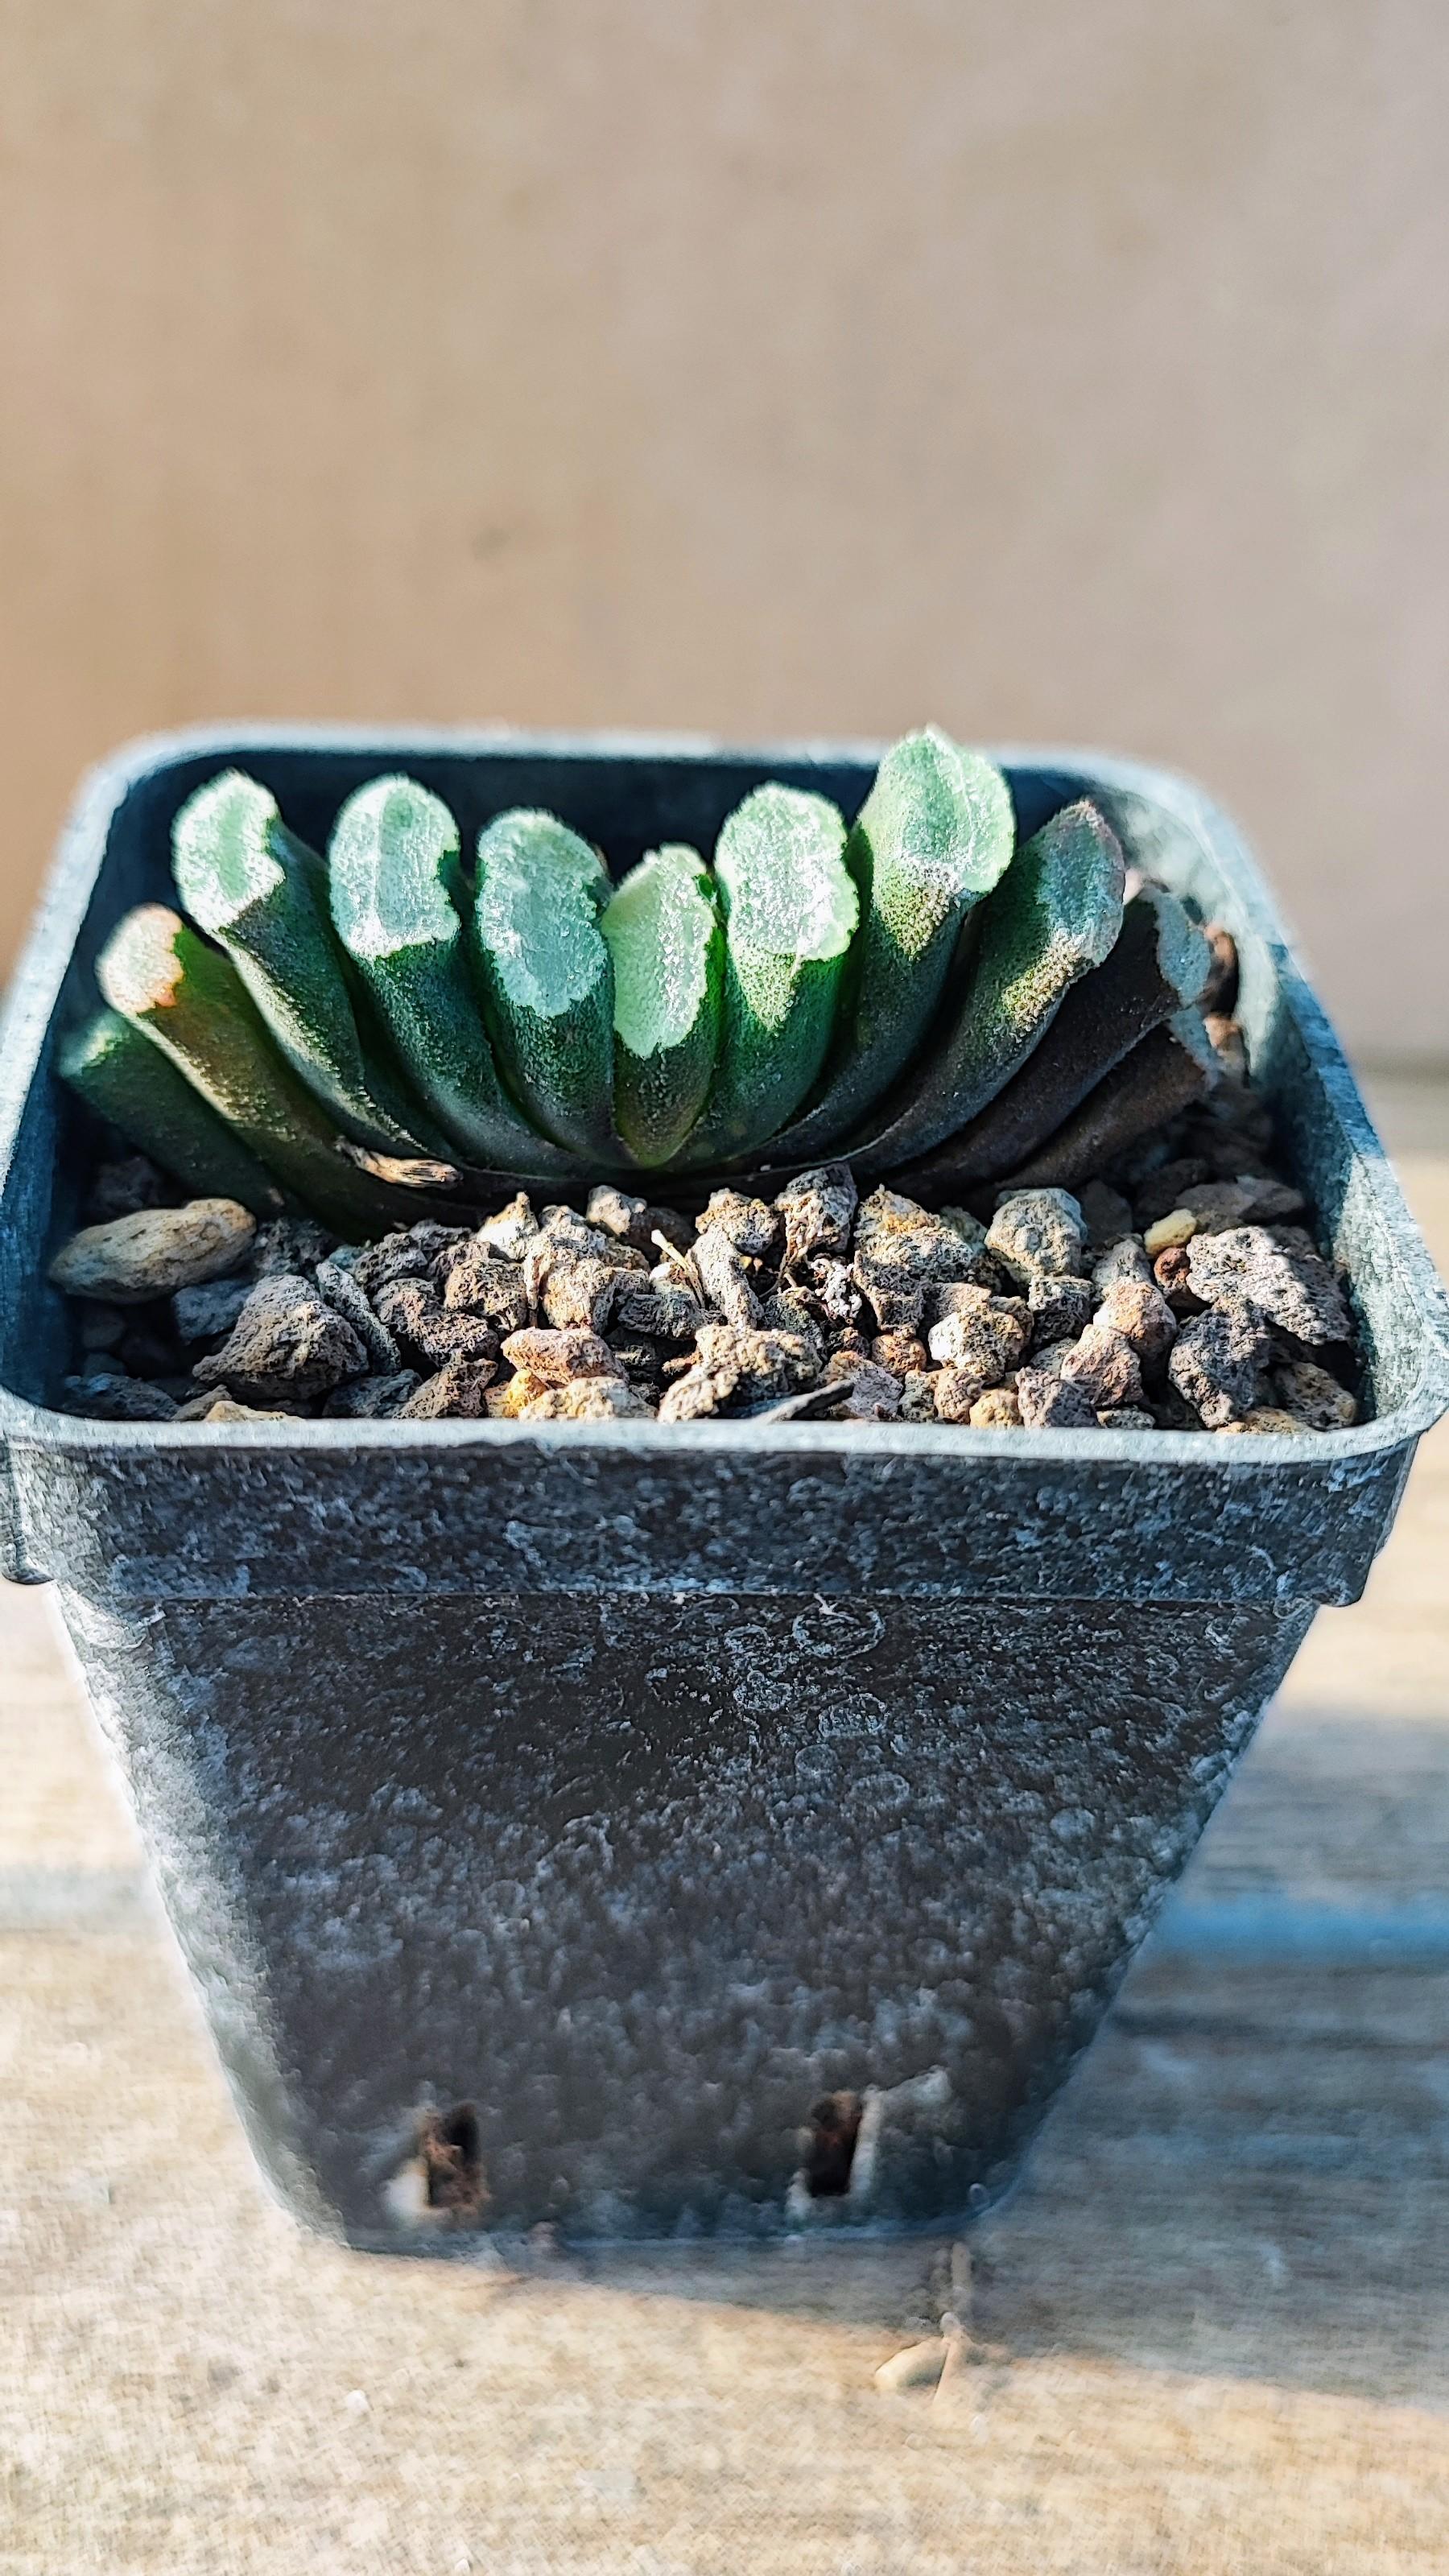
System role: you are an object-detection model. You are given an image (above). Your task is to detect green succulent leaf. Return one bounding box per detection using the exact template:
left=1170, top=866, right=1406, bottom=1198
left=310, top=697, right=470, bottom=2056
left=58, top=1006, right=286, bottom=1215
left=469, top=810, right=617, bottom=1158
left=848, top=798, right=1126, bottom=1174
left=96, top=903, right=448, bottom=1236
left=172, top=770, right=438, bottom=1155
left=898, top=884, right=1209, bottom=1192
left=601, top=844, right=724, bottom=1166
left=1003, top=1006, right=1217, bottom=1190
left=328, top=775, right=576, bottom=1174
left=761, top=731, right=1014, bottom=1162
left=679, top=785, right=858, bottom=1165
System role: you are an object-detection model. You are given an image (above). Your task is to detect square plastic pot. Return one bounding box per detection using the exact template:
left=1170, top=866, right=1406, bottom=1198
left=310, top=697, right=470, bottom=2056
left=2, top=726, right=1445, bottom=2248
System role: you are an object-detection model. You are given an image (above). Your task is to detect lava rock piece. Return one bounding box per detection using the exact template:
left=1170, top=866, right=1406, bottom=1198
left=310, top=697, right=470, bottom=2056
left=1153, top=1245, right=1204, bottom=1315
left=251, top=1216, right=336, bottom=1278
left=1094, top=1278, right=1178, bottom=1372
left=585, top=1185, right=652, bottom=1248
left=485, top=1370, right=553, bottom=1418
left=613, top=1278, right=704, bottom=1343
left=322, top=1372, right=423, bottom=1418
left=691, top=1225, right=763, bottom=1327
left=1215, top=1406, right=1305, bottom=1436
left=700, top=1189, right=781, bottom=1259
left=806, top=1256, right=864, bottom=1329
left=1013, top=1367, right=1098, bottom=1429
left=605, top=1335, right=665, bottom=1382
left=1143, top=1209, right=1198, bottom=1257
left=852, top=1187, right=985, bottom=1330
left=1096, top=1406, right=1158, bottom=1430
left=61, top=1371, right=180, bottom=1421
left=440, top=1247, right=531, bottom=1336
left=535, top=1203, right=614, bottom=1258
left=986, top=1190, right=1085, bottom=1284
left=1186, top=1226, right=1353, bottom=1347
left=1060, top=1322, right=1144, bottom=1412
left=500, top=1327, right=624, bottom=1384
left=475, top=1192, right=537, bottom=1261
left=1027, top=1273, right=1092, bottom=1345
left=396, top=1359, right=497, bottom=1418
left=175, top=1390, right=292, bottom=1422
left=968, top=1385, right=1022, bottom=1429
left=901, top=1371, right=939, bottom=1422
left=537, top=1253, right=621, bottom=1335
left=871, top=1330, right=930, bottom=1377
left=315, top=1257, right=402, bottom=1374
left=926, top=1289, right=1031, bottom=1398
left=1025, top=1337, right=1077, bottom=1381
left=84, top=1154, right=171, bottom=1222
left=658, top=1323, right=816, bottom=1422
left=758, top=1293, right=824, bottom=1372
left=345, top=1228, right=439, bottom=1298
left=1166, top=1305, right=1271, bottom=1429
left=374, top=1278, right=500, bottom=1371
left=1272, top=1358, right=1359, bottom=1430
left=938, top=1206, right=994, bottom=1271
left=1092, top=1236, right=1153, bottom=1294
left=171, top=1276, right=254, bottom=1345
left=520, top=1377, right=657, bottom=1422
left=194, top=1273, right=369, bottom=1405
left=49, top=1198, right=257, bottom=1304
left=826, top=1361, right=902, bottom=1422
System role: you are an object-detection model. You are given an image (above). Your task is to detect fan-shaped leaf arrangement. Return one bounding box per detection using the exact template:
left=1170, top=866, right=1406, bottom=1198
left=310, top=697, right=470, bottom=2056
left=63, top=731, right=1215, bottom=1231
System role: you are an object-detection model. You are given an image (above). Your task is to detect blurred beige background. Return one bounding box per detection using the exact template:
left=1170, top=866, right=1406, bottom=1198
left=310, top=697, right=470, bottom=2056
left=2, top=1, right=1446, bottom=1059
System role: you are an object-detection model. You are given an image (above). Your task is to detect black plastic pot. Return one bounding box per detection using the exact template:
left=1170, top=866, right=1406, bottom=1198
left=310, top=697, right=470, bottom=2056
left=2, top=726, right=1446, bottom=2248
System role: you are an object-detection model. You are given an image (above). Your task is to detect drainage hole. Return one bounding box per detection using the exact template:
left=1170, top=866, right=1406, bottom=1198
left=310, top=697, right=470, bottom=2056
left=802, top=2091, right=863, bottom=2198
left=418, top=2100, right=488, bottom=2219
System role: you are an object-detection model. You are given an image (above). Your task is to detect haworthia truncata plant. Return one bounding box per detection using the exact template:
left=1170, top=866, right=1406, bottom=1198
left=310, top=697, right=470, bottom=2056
left=96, top=905, right=444, bottom=1236
left=68, top=735, right=1225, bottom=1217
left=601, top=845, right=724, bottom=1166
left=328, top=777, right=575, bottom=1174
left=898, top=885, right=1208, bottom=1192
left=761, top=730, right=1014, bottom=1162
left=172, top=771, right=438, bottom=1155
left=848, top=799, right=1126, bottom=1175
left=1003, top=1008, right=1218, bottom=1191
left=469, top=811, right=617, bottom=1159
left=58, top=1008, right=286, bottom=1216
left=680, top=785, right=859, bottom=1165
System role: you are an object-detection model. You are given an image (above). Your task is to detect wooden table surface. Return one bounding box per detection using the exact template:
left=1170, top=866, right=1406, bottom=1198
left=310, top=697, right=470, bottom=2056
left=2, top=1076, right=1446, bottom=2575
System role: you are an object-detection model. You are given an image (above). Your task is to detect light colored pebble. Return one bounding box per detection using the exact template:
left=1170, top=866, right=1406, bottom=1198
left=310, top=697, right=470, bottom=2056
left=48, top=1199, right=256, bottom=1303
left=500, top=1327, right=623, bottom=1384
left=1143, top=1208, right=1197, bottom=1257
left=968, top=1386, right=1022, bottom=1429
left=874, top=2339, right=948, bottom=2393
left=485, top=1371, right=553, bottom=1418
left=1273, top=1358, right=1359, bottom=1430
left=1215, top=1407, right=1307, bottom=1436
left=520, top=1377, right=656, bottom=1421
left=193, top=1397, right=295, bottom=1423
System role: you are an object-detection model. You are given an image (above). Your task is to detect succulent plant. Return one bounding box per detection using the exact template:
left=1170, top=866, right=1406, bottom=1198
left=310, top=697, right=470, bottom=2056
left=64, top=730, right=1216, bottom=1227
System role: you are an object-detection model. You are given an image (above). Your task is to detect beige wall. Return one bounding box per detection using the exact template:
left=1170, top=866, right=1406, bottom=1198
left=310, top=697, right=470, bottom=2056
left=2, top=2, right=1447, bottom=1060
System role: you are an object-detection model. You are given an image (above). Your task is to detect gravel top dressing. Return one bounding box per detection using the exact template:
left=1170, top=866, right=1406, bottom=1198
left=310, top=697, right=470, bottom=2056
left=51, top=949, right=1362, bottom=1436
